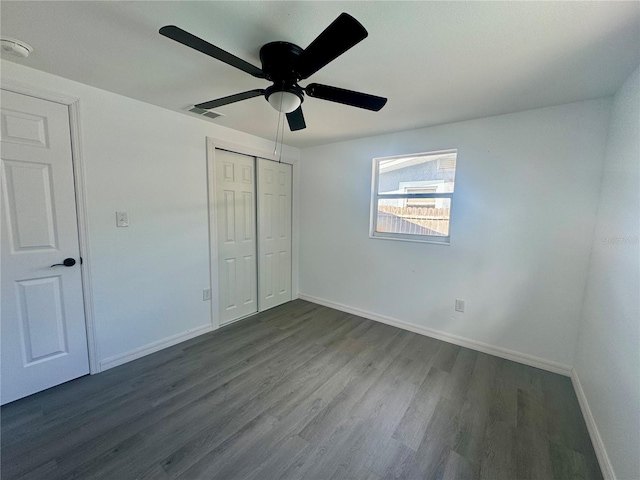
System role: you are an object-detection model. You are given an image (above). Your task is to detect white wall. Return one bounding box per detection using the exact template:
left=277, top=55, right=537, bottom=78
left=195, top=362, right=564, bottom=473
left=1, top=60, right=300, bottom=368
left=574, top=66, right=640, bottom=480
left=298, top=99, right=611, bottom=368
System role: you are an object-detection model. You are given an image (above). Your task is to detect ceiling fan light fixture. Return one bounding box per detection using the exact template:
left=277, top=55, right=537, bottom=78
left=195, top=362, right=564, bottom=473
left=267, top=90, right=301, bottom=113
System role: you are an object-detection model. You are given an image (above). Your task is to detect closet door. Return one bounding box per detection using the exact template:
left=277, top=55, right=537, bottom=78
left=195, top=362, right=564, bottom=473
left=215, top=150, right=257, bottom=324
left=257, top=159, right=292, bottom=311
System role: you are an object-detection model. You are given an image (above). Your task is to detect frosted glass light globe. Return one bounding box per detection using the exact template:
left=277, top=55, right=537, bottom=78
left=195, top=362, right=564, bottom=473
left=267, top=91, right=301, bottom=113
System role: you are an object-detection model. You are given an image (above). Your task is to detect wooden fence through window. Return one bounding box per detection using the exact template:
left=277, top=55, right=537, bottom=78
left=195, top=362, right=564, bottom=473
left=377, top=205, right=450, bottom=236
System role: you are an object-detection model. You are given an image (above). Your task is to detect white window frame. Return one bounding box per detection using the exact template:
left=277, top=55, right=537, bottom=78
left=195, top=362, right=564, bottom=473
left=369, top=149, right=457, bottom=245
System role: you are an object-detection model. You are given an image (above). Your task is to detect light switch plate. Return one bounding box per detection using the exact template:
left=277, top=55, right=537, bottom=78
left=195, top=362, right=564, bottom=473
left=203, top=288, right=211, bottom=301
left=116, top=211, right=129, bottom=227
left=455, top=299, right=465, bottom=313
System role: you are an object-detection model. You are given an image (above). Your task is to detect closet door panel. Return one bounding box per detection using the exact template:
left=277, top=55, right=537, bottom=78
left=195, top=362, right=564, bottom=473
left=215, top=150, right=257, bottom=324
left=257, top=159, right=292, bottom=311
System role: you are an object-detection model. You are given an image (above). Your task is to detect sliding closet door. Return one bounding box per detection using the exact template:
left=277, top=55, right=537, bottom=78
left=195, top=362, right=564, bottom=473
left=257, top=159, right=292, bottom=311
left=215, top=150, right=258, bottom=324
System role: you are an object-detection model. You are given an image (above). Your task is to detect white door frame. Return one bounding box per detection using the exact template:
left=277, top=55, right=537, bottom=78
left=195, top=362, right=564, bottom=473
left=1, top=80, right=100, bottom=374
left=206, top=137, right=299, bottom=330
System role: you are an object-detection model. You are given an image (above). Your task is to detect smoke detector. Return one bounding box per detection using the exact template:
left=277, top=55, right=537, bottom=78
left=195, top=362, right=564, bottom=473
left=0, top=37, right=33, bottom=58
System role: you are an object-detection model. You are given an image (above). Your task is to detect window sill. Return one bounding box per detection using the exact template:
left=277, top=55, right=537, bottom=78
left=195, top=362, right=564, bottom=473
left=369, top=232, right=450, bottom=245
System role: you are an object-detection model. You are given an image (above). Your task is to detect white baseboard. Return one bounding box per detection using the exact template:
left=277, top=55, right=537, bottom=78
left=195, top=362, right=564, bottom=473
left=571, top=368, right=616, bottom=480
left=298, top=293, right=572, bottom=376
left=99, top=324, right=213, bottom=371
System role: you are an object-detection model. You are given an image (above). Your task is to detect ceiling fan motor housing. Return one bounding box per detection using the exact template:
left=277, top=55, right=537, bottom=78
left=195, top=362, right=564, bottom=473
left=259, top=41, right=304, bottom=83
left=260, top=41, right=306, bottom=107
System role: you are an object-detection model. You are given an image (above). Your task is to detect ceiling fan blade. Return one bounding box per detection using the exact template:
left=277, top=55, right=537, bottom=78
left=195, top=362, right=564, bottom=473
left=286, top=107, right=306, bottom=131
left=160, top=25, right=265, bottom=78
left=295, top=13, right=368, bottom=80
left=195, top=89, right=265, bottom=109
left=306, top=83, right=387, bottom=111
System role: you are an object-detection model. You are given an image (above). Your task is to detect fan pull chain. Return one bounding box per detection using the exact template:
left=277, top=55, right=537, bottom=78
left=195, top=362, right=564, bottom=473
left=278, top=113, right=285, bottom=163
left=273, top=111, right=285, bottom=162
left=273, top=110, right=282, bottom=156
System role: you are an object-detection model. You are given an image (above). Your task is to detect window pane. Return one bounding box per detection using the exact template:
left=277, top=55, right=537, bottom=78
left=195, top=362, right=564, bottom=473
left=376, top=197, right=451, bottom=237
left=377, top=151, right=456, bottom=195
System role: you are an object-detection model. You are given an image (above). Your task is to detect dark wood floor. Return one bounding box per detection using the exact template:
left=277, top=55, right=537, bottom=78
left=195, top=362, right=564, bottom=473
left=1, top=300, right=602, bottom=480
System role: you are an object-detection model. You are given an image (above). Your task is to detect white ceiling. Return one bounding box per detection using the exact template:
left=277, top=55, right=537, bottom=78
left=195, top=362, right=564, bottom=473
left=2, top=1, right=639, bottom=148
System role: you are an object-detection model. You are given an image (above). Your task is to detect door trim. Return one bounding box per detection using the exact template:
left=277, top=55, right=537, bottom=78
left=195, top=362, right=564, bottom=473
left=206, top=137, right=299, bottom=330
left=1, top=80, right=100, bottom=374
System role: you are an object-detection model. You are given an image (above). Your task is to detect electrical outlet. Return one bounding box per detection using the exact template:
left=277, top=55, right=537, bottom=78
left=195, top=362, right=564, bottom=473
left=455, top=299, right=465, bottom=313
left=203, top=288, right=211, bottom=301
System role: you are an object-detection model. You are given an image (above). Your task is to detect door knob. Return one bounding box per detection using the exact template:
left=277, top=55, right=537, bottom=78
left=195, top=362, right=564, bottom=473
left=51, top=258, right=76, bottom=267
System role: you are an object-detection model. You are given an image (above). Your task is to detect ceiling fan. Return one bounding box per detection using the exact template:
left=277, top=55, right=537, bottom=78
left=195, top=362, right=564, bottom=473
left=159, top=13, right=387, bottom=132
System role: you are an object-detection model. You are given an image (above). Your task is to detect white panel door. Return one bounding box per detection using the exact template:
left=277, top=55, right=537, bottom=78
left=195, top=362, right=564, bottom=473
left=257, top=159, right=292, bottom=311
left=215, top=150, right=258, bottom=324
left=1, top=90, right=89, bottom=405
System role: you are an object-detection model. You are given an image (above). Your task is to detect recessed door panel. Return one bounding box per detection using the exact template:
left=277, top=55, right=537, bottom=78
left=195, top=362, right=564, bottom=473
left=1, top=108, right=49, bottom=148
left=264, top=193, right=274, bottom=240
left=243, top=255, right=254, bottom=304
left=241, top=165, right=252, bottom=184
left=223, top=162, right=234, bottom=181
left=242, top=192, right=253, bottom=241
left=223, top=191, right=235, bottom=243
left=279, top=194, right=287, bottom=239
left=2, top=160, right=57, bottom=252
left=264, top=252, right=274, bottom=299
left=279, top=250, right=288, bottom=295
left=17, top=276, right=69, bottom=364
left=224, top=258, right=237, bottom=310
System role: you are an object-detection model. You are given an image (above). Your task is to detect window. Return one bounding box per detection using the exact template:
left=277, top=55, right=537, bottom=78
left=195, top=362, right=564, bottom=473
left=370, top=149, right=457, bottom=244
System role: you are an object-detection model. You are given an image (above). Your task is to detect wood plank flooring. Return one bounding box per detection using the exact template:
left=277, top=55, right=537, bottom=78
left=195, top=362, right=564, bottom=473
left=1, top=300, right=603, bottom=480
